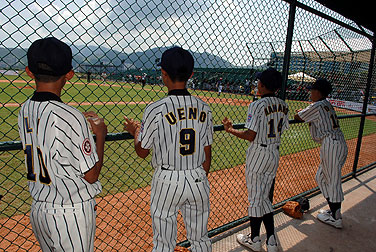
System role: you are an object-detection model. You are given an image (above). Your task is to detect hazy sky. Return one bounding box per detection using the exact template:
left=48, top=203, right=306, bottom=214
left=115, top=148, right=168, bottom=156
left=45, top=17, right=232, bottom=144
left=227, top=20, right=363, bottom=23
left=0, top=0, right=372, bottom=66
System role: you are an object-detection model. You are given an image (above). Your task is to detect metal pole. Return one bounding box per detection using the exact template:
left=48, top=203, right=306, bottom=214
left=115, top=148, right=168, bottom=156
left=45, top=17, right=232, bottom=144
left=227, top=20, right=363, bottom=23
left=280, top=0, right=297, bottom=100
left=352, top=34, right=376, bottom=177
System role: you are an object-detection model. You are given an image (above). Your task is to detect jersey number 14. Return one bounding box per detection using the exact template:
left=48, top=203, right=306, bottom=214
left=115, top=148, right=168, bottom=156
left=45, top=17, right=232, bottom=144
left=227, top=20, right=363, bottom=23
left=267, top=118, right=283, bottom=138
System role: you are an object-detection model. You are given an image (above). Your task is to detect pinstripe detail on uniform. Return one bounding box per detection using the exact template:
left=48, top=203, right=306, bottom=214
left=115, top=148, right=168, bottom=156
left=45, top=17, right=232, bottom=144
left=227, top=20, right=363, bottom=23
left=316, top=137, right=348, bottom=202
left=298, top=99, right=348, bottom=203
left=150, top=168, right=211, bottom=252
left=30, top=199, right=97, bottom=251
left=298, top=99, right=343, bottom=143
left=245, top=96, right=289, bottom=145
left=244, top=96, right=289, bottom=217
left=139, top=91, right=213, bottom=252
left=246, top=145, right=279, bottom=217
left=138, top=94, right=213, bottom=171
left=18, top=93, right=101, bottom=252
left=18, top=99, right=101, bottom=205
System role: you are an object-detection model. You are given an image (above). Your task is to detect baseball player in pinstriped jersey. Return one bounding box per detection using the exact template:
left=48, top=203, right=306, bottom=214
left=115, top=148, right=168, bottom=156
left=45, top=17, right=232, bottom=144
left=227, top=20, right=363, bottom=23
left=295, top=79, right=348, bottom=229
left=222, top=68, right=289, bottom=252
left=18, top=37, right=107, bottom=251
left=124, top=47, right=213, bottom=252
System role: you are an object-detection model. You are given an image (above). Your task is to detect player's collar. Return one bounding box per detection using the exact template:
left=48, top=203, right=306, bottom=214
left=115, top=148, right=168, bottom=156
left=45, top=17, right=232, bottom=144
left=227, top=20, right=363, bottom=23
left=261, top=93, right=276, bottom=98
left=168, top=89, right=191, bottom=96
left=31, top=91, right=62, bottom=102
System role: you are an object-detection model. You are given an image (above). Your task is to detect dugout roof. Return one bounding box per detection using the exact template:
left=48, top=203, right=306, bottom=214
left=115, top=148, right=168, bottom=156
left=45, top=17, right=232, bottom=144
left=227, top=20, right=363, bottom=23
left=315, top=0, right=375, bottom=33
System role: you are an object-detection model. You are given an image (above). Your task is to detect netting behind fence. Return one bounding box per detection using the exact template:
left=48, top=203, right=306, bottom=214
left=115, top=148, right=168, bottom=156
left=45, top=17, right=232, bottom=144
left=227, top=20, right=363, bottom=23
left=1, top=0, right=375, bottom=251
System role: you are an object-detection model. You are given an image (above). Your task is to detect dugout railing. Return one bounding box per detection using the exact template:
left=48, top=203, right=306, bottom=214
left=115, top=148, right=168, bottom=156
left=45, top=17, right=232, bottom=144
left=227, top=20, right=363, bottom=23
left=1, top=0, right=376, bottom=251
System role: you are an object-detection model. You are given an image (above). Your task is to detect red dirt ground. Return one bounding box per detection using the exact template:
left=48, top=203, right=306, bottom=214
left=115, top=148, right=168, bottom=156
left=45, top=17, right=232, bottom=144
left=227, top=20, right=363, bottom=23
left=0, top=79, right=373, bottom=250
left=1, top=132, right=374, bottom=252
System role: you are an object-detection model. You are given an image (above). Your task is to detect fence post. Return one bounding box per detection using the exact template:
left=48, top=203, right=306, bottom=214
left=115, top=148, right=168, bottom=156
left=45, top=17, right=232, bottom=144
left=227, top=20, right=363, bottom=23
left=280, top=0, right=297, bottom=100
left=352, top=34, right=376, bottom=177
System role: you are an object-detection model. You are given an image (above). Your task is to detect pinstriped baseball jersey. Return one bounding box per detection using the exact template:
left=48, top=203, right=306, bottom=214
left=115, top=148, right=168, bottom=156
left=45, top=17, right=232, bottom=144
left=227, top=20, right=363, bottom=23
left=298, top=99, right=344, bottom=143
left=316, top=137, right=347, bottom=203
left=244, top=94, right=289, bottom=217
left=138, top=90, right=213, bottom=170
left=298, top=98, right=348, bottom=204
left=139, top=89, right=213, bottom=252
left=245, top=95, right=289, bottom=144
left=18, top=92, right=101, bottom=205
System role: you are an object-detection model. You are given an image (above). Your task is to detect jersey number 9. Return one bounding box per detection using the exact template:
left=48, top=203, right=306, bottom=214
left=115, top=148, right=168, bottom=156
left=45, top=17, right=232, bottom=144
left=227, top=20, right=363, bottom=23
left=179, top=128, right=195, bottom=156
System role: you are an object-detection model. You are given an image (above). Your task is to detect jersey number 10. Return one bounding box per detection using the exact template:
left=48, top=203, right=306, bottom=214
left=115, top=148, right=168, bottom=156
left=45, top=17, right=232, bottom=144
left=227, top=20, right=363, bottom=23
left=24, top=145, right=51, bottom=185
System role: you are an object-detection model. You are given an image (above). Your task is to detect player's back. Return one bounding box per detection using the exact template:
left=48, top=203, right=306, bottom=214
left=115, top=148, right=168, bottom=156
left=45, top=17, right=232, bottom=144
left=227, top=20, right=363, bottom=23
left=139, top=92, right=213, bottom=171
left=18, top=95, right=100, bottom=205
left=303, top=99, right=344, bottom=142
left=246, top=96, right=289, bottom=145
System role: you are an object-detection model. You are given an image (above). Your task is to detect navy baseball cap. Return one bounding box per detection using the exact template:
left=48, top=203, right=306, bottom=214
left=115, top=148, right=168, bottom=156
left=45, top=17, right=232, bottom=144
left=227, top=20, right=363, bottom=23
left=307, top=78, right=332, bottom=96
left=157, top=46, right=194, bottom=79
left=27, top=37, right=73, bottom=76
left=256, top=67, right=282, bottom=91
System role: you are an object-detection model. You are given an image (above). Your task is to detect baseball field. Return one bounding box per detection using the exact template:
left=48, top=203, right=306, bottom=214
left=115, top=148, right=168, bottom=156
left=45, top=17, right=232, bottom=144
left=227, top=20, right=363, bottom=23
left=1, top=73, right=376, bottom=251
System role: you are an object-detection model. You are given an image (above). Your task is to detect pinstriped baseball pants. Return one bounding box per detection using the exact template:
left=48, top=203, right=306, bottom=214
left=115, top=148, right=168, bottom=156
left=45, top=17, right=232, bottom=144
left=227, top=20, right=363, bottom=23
left=316, top=136, right=348, bottom=203
left=245, top=144, right=280, bottom=218
left=150, top=167, right=211, bottom=252
left=30, top=199, right=96, bottom=252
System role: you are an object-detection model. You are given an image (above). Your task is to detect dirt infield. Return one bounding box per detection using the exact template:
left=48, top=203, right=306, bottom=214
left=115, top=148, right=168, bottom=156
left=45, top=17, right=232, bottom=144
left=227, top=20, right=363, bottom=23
left=1, top=132, right=374, bottom=251
left=0, top=78, right=373, bottom=250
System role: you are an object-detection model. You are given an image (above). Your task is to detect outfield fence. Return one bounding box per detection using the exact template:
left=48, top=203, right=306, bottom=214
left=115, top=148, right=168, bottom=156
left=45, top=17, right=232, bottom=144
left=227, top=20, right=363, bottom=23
left=0, top=0, right=375, bottom=251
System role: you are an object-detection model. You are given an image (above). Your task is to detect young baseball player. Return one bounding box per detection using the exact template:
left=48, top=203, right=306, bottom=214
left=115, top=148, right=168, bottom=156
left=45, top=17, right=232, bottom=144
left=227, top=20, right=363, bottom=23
left=217, top=78, right=223, bottom=96
left=124, top=46, right=213, bottom=252
left=294, top=79, right=348, bottom=229
left=18, top=37, right=107, bottom=251
left=222, top=68, right=289, bottom=252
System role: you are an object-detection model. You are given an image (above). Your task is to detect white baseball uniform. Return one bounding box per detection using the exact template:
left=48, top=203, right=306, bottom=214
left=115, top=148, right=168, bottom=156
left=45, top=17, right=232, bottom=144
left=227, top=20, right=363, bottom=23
left=218, top=85, right=223, bottom=94
left=138, top=89, right=213, bottom=252
left=298, top=99, right=348, bottom=203
left=245, top=94, right=289, bottom=217
left=18, top=92, right=101, bottom=251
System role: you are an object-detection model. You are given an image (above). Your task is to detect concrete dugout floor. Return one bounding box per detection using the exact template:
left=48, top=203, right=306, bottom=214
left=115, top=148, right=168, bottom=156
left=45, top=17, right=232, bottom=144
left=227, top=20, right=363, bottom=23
left=211, top=167, right=376, bottom=252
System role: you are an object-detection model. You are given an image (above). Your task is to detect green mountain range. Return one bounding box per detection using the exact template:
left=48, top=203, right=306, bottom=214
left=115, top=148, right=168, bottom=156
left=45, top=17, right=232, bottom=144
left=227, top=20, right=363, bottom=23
left=0, top=45, right=234, bottom=70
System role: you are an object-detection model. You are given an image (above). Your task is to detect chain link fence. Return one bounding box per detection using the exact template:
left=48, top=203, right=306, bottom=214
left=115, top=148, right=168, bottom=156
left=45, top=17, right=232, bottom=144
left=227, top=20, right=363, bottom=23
left=1, top=0, right=375, bottom=251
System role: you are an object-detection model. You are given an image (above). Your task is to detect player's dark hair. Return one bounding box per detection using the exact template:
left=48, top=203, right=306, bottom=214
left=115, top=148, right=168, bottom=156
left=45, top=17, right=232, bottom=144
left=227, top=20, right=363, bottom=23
left=318, top=89, right=329, bottom=97
left=263, top=82, right=279, bottom=92
left=257, top=68, right=282, bottom=93
left=33, top=73, right=63, bottom=83
left=167, top=68, right=192, bottom=83
left=310, top=78, right=332, bottom=97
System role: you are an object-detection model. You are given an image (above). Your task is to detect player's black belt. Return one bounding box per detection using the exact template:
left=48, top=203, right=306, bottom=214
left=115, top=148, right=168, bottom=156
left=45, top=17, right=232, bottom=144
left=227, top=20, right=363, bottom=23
left=161, top=165, right=174, bottom=171
left=260, top=144, right=279, bottom=150
left=160, top=165, right=201, bottom=171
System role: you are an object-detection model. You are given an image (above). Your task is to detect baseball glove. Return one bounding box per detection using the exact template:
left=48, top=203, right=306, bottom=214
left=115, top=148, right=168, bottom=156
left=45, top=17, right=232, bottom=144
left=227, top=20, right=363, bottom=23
left=282, top=201, right=303, bottom=219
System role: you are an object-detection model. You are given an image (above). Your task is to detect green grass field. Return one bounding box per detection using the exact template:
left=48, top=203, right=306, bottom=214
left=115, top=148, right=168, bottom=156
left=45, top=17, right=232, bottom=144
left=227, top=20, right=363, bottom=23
left=1, top=74, right=375, bottom=218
